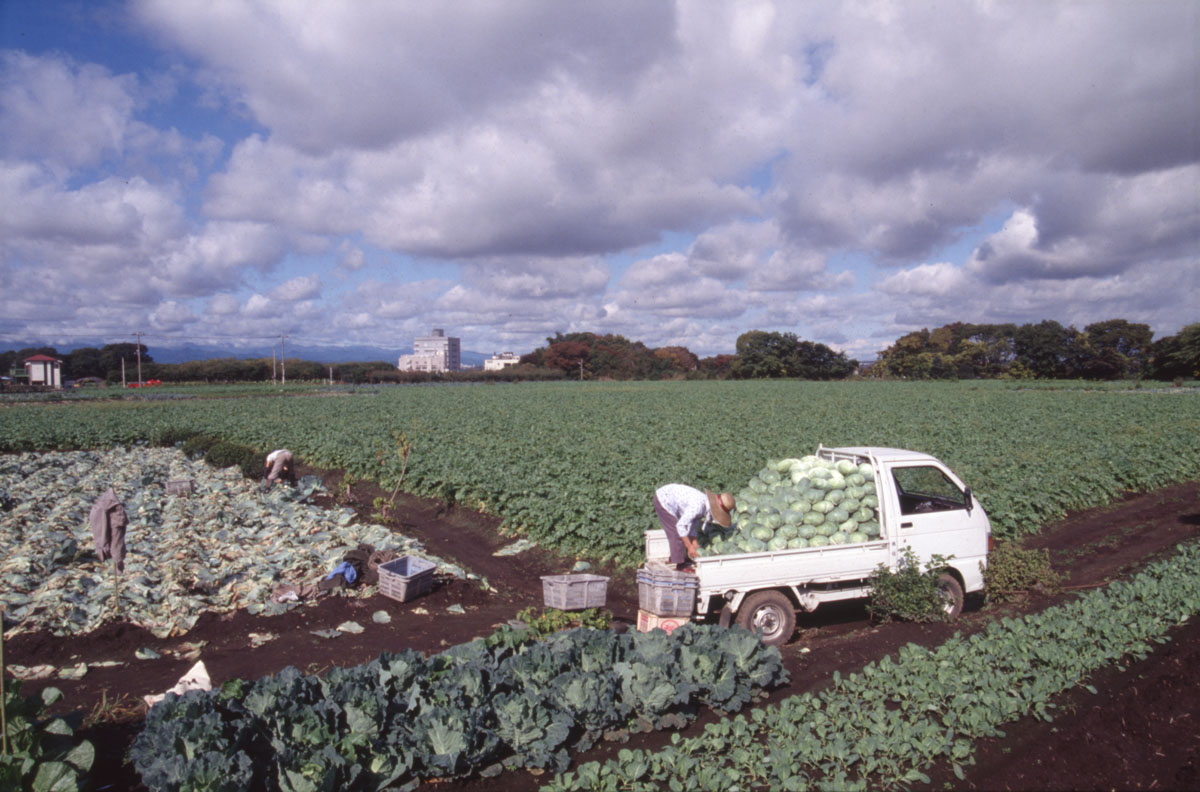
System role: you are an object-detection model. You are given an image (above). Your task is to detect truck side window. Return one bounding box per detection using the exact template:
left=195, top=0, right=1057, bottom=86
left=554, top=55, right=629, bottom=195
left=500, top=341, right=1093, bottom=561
left=893, top=466, right=966, bottom=516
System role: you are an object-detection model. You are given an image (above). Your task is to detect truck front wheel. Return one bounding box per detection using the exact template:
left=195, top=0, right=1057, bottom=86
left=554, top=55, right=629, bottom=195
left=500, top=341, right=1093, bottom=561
left=735, top=590, right=796, bottom=646
left=937, top=573, right=964, bottom=620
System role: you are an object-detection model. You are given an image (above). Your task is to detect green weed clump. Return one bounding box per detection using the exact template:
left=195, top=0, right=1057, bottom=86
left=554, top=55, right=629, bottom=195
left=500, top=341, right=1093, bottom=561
left=984, top=541, right=1060, bottom=604
left=516, top=607, right=613, bottom=635
left=180, top=434, right=220, bottom=459
left=205, top=441, right=265, bottom=480
left=151, top=426, right=202, bottom=447
left=866, top=548, right=952, bottom=623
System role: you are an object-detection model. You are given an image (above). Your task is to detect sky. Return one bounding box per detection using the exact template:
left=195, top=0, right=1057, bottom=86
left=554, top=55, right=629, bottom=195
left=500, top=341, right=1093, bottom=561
left=1, top=0, right=1197, bottom=362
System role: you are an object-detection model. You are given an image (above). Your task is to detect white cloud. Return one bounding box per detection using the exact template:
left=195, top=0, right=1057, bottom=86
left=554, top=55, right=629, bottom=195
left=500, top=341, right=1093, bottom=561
left=335, top=240, right=365, bottom=274
left=148, top=300, right=197, bottom=331
left=242, top=294, right=273, bottom=318
left=1, top=1, right=1196, bottom=358
left=270, top=274, right=321, bottom=302
left=206, top=293, right=239, bottom=316
left=0, top=51, right=137, bottom=172
left=879, top=262, right=970, bottom=298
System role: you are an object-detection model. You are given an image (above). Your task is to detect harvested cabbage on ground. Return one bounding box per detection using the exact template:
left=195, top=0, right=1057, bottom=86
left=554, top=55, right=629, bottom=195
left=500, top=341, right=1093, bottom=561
left=699, top=455, right=880, bottom=557
left=0, top=447, right=471, bottom=638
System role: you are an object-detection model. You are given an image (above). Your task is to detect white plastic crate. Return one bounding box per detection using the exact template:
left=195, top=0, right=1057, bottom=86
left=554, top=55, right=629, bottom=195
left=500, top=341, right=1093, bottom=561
left=540, top=574, right=609, bottom=610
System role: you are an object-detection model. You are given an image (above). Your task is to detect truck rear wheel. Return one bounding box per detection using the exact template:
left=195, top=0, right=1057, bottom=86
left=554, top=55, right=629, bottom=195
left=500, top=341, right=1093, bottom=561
left=937, top=573, right=964, bottom=620
left=735, top=590, right=796, bottom=646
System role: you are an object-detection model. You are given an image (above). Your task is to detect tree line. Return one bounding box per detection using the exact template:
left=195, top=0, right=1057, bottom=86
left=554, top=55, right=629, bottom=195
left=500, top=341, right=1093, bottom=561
left=1, top=343, right=151, bottom=382
left=871, top=319, right=1199, bottom=381
left=519, top=331, right=856, bottom=380
left=3, top=318, right=1196, bottom=386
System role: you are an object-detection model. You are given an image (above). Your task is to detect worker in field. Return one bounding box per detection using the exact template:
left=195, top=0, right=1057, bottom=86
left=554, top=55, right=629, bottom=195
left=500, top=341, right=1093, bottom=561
left=263, top=448, right=296, bottom=489
left=653, top=484, right=734, bottom=572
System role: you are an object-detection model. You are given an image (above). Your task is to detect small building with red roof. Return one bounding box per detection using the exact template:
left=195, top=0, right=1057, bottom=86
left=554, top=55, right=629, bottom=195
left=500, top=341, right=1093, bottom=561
left=24, top=354, right=62, bottom=389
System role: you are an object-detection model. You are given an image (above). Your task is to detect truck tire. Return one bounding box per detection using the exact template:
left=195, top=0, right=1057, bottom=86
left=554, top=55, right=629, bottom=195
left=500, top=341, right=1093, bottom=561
left=937, top=573, right=964, bottom=620
left=735, top=590, right=796, bottom=646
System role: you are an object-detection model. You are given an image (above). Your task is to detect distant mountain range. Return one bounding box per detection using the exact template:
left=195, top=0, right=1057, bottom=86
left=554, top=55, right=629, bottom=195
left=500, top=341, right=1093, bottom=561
left=4, top=341, right=492, bottom=367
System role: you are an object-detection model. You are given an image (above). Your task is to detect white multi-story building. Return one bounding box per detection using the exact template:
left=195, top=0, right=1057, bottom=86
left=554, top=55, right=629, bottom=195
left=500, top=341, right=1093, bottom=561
left=484, top=352, right=521, bottom=371
left=398, top=328, right=461, bottom=372
left=24, top=354, right=62, bottom=388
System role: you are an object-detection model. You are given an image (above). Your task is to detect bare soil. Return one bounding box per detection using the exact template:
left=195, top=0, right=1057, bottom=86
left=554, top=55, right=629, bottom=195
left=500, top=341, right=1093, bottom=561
left=7, top=467, right=1199, bottom=792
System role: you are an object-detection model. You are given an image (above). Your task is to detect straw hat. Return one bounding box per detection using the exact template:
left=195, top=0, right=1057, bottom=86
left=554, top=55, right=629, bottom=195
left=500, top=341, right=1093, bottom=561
left=706, top=490, right=735, bottom=527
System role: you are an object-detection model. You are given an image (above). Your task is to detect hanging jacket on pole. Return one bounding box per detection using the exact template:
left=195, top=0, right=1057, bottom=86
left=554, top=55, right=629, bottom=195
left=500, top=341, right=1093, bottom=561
left=89, top=488, right=128, bottom=572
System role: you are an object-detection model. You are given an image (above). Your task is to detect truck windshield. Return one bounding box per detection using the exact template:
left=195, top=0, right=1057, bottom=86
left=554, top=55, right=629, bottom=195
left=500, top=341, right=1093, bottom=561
left=892, top=466, right=966, bottom=515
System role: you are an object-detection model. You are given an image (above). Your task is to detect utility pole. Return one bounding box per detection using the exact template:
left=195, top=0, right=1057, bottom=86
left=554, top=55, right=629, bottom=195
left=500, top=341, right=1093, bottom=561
left=280, top=334, right=287, bottom=385
left=272, top=348, right=277, bottom=385
left=132, top=331, right=143, bottom=385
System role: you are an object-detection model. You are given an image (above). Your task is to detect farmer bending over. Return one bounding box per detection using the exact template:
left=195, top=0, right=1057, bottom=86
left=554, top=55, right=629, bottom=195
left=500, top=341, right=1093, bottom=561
left=653, top=484, right=734, bottom=572
left=264, top=448, right=296, bottom=488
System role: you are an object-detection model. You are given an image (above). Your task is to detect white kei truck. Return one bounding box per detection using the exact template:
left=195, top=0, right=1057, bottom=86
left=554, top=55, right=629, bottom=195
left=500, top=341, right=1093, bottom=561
left=644, top=446, right=993, bottom=646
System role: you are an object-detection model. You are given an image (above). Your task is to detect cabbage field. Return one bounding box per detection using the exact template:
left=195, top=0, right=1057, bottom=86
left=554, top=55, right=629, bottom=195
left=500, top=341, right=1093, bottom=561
left=2, top=380, right=1197, bottom=564
left=0, top=447, right=470, bottom=639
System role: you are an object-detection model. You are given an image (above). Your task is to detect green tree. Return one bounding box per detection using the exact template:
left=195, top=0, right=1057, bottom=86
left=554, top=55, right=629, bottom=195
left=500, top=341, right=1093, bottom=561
left=877, top=329, right=932, bottom=378
left=1148, top=323, right=1200, bottom=380
left=733, top=331, right=857, bottom=379
left=1067, top=319, right=1153, bottom=379
left=1013, top=320, right=1074, bottom=378
left=793, top=339, right=858, bottom=379
left=65, top=347, right=104, bottom=379
left=732, top=330, right=797, bottom=378
left=99, top=343, right=152, bottom=381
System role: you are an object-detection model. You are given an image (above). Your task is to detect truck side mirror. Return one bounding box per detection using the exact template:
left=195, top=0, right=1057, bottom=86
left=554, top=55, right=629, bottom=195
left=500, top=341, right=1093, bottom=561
left=963, top=486, right=973, bottom=515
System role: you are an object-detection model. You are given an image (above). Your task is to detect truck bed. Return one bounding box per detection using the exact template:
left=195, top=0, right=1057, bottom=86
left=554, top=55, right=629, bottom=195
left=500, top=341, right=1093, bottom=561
left=693, top=539, right=891, bottom=601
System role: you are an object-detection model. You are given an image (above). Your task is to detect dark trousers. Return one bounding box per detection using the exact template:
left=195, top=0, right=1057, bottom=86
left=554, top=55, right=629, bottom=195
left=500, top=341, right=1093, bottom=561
left=653, top=494, right=689, bottom=565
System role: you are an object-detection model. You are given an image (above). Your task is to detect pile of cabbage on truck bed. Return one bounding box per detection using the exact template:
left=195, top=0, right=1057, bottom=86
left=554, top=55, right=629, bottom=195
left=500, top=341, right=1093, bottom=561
left=699, top=455, right=880, bottom=557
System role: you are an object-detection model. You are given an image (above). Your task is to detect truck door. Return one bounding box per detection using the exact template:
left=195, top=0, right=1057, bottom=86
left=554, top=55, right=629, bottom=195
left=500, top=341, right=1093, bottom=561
left=885, top=463, right=988, bottom=572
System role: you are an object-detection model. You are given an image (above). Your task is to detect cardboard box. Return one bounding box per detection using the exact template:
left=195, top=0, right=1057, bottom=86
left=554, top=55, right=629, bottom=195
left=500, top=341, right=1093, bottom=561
left=636, top=609, right=693, bottom=635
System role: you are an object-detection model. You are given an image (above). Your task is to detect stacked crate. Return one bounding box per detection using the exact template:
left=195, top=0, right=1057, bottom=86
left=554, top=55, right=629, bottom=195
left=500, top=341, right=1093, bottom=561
left=635, top=565, right=697, bottom=634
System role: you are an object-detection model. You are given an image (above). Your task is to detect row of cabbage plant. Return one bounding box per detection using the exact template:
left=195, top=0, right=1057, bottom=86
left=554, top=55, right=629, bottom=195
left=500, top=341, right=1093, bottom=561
left=548, top=539, right=1200, bottom=791
left=130, top=623, right=787, bottom=791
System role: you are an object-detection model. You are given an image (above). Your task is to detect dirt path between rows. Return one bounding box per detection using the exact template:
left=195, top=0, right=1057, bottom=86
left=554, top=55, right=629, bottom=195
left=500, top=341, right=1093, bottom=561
left=7, top=469, right=1199, bottom=791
